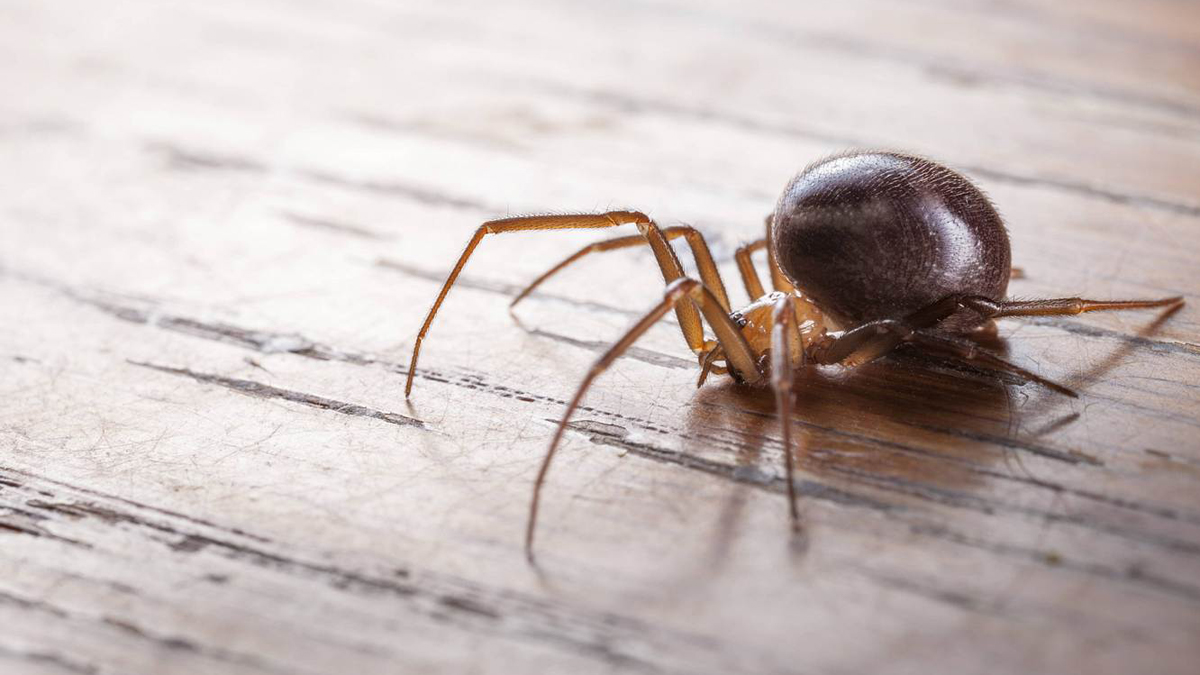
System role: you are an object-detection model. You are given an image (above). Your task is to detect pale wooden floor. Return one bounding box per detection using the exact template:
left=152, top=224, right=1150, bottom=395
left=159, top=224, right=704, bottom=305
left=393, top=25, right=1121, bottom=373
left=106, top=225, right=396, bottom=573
left=2, top=1, right=1200, bottom=673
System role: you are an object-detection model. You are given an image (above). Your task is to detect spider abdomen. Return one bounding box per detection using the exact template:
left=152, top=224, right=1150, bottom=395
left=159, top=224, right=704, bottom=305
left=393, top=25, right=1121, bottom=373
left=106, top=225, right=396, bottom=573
left=772, top=151, right=1011, bottom=329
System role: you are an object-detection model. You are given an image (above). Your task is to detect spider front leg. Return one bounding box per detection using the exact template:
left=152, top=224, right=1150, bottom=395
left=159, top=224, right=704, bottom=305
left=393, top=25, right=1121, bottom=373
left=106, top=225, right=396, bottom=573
left=407, top=211, right=718, bottom=396
left=509, top=224, right=731, bottom=311
left=525, top=277, right=763, bottom=560
left=770, top=294, right=804, bottom=529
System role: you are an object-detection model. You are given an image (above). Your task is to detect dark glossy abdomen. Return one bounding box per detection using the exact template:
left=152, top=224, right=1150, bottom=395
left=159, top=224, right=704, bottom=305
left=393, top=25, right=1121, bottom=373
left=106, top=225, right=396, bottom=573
left=772, top=151, right=1011, bottom=329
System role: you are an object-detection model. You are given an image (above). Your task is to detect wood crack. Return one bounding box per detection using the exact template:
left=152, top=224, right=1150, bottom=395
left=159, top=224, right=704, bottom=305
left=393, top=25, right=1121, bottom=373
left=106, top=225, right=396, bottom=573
left=520, top=79, right=1200, bottom=218
left=1026, top=316, right=1200, bottom=358
left=280, top=211, right=390, bottom=241
left=142, top=142, right=498, bottom=215
left=55, top=287, right=1200, bottom=541
left=297, top=169, right=495, bottom=211
left=146, top=142, right=269, bottom=173
left=570, top=420, right=1200, bottom=604
left=0, top=589, right=292, bottom=674
left=0, top=466, right=724, bottom=674
left=576, top=0, right=1200, bottom=120
left=528, top=328, right=693, bottom=370
left=100, top=616, right=292, bottom=673
left=375, top=257, right=645, bottom=318
left=0, top=643, right=99, bottom=675
left=561, top=419, right=900, bottom=513
left=829, top=465, right=1200, bottom=559
left=128, top=361, right=427, bottom=430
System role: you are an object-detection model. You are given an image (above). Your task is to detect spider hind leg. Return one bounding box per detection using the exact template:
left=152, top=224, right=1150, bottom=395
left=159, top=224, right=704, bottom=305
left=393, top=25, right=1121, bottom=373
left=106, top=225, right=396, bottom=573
left=906, top=330, right=1077, bottom=398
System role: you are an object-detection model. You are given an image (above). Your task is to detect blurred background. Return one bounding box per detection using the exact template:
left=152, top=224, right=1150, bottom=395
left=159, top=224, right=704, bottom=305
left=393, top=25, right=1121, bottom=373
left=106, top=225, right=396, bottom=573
left=5, top=0, right=1198, bottom=303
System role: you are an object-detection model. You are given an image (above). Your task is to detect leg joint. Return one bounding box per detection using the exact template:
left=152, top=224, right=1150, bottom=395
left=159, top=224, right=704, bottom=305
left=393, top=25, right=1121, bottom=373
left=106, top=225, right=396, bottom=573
left=608, top=210, right=651, bottom=226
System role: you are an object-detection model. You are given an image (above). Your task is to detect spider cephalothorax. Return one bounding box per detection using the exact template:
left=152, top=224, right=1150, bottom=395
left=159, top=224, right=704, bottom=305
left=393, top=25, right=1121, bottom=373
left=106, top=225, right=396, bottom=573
left=697, top=291, right=830, bottom=386
left=404, top=150, right=1183, bottom=559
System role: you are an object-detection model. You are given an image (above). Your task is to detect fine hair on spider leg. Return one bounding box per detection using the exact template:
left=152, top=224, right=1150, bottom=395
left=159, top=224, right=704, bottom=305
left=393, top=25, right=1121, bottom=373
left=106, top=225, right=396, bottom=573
left=406, top=211, right=655, bottom=397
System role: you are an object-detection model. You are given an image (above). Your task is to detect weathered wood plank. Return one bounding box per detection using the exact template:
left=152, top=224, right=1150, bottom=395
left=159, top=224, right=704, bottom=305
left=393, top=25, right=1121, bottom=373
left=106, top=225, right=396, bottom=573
left=2, top=0, right=1199, bottom=673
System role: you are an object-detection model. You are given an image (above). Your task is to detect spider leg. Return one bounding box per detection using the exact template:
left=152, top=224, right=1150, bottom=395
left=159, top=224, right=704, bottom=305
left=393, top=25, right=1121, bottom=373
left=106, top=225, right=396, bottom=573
left=407, top=211, right=709, bottom=397
left=905, top=293, right=1184, bottom=329
left=509, top=224, right=731, bottom=311
left=770, top=294, right=803, bottom=529
left=811, top=319, right=912, bottom=367
left=635, top=220, right=729, bottom=353
left=905, top=330, right=1077, bottom=398
left=814, top=320, right=1074, bottom=396
left=525, top=277, right=763, bottom=560
left=734, top=238, right=768, bottom=299
left=732, top=215, right=802, bottom=302
left=696, top=347, right=727, bottom=387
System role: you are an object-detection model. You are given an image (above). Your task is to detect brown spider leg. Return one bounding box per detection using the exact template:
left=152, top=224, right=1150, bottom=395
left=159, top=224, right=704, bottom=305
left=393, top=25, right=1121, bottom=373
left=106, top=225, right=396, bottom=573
left=814, top=293, right=1184, bottom=368
left=405, top=211, right=699, bottom=397
left=734, top=215, right=800, bottom=300
left=734, top=238, right=768, bottom=299
left=525, top=277, right=763, bottom=560
left=509, top=224, right=732, bottom=311
left=770, top=294, right=802, bottom=529
left=1010, top=267, right=1025, bottom=280
left=810, top=319, right=909, bottom=367
left=905, top=293, right=1184, bottom=328
left=904, top=330, right=1078, bottom=398
left=813, top=320, right=1075, bottom=396
left=992, top=295, right=1185, bottom=317
left=696, top=348, right=729, bottom=387
left=636, top=220, right=723, bottom=353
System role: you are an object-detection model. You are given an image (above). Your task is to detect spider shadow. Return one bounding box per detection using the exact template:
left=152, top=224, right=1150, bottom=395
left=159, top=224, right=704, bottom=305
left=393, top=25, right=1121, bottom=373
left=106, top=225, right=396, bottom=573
left=680, top=351, right=1072, bottom=575
left=679, top=302, right=1185, bottom=576
left=1040, top=303, right=1185, bottom=415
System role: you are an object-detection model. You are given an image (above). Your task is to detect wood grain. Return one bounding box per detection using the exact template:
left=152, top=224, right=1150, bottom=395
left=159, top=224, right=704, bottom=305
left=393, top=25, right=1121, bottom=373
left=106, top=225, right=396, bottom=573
left=2, top=1, right=1199, bottom=673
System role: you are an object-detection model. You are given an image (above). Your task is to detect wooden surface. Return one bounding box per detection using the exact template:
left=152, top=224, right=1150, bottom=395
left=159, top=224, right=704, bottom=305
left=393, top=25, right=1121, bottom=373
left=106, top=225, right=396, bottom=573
left=3, top=1, right=1200, bottom=673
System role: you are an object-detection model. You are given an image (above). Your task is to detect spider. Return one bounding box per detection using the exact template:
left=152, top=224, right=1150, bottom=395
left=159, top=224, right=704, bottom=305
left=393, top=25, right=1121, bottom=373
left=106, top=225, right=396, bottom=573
left=404, top=150, right=1183, bottom=559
